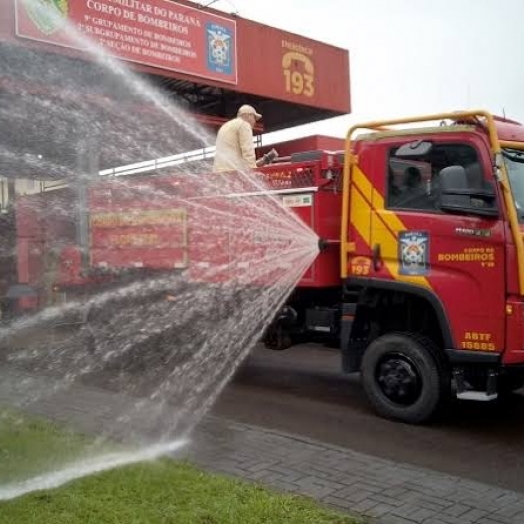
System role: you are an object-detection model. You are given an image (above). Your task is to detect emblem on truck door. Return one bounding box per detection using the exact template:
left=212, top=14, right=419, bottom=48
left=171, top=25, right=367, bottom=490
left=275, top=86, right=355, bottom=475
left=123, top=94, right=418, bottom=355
left=398, top=231, right=430, bottom=276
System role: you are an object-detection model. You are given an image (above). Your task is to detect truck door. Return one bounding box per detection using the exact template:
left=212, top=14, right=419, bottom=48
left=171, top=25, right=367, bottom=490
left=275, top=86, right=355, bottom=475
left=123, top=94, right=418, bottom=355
left=369, top=136, right=506, bottom=352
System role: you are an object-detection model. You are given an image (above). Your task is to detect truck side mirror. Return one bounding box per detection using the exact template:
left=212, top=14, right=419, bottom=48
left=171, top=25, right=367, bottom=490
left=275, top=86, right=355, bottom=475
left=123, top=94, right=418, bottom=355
left=438, top=166, right=498, bottom=217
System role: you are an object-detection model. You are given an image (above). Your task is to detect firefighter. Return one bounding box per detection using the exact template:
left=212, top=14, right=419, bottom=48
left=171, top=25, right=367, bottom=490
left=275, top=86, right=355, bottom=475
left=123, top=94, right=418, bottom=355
left=213, top=104, right=278, bottom=172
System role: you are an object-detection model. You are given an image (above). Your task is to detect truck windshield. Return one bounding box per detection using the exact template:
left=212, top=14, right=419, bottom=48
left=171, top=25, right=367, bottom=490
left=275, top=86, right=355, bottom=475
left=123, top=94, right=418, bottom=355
left=503, top=148, right=524, bottom=221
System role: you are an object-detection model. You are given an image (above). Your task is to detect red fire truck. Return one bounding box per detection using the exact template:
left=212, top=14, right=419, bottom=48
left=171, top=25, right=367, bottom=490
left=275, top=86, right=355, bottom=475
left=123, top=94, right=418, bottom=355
left=12, top=109, right=524, bottom=424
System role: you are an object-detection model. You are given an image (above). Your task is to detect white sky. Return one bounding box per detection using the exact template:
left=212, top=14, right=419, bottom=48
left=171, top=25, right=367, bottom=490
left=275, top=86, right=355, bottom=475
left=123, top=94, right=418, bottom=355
left=192, top=0, right=524, bottom=144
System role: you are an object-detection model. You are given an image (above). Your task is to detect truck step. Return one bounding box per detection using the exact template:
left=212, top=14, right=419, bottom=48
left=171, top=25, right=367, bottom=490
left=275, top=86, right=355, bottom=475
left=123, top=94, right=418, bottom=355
left=456, top=391, right=498, bottom=401
left=453, top=368, right=498, bottom=402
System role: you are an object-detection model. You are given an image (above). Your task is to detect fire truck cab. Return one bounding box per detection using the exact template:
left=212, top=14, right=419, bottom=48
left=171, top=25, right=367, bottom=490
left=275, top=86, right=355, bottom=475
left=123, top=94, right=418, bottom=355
left=265, top=110, right=524, bottom=423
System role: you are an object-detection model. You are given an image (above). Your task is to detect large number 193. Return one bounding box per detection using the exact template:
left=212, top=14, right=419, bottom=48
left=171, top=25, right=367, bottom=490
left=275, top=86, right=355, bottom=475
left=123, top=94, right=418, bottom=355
left=283, top=70, right=314, bottom=97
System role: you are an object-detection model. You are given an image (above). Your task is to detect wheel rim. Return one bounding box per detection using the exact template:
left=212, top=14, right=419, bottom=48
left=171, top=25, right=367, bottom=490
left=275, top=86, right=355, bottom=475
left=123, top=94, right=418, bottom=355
left=375, top=353, right=422, bottom=406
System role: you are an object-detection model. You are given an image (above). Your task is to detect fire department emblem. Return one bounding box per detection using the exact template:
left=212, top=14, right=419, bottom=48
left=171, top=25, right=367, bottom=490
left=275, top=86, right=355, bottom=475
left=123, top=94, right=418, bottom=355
left=23, top=0, right=69, bottom=35
left=206, top=23, right=233, bottom=75
left=398, top=231, right=430, bottom=276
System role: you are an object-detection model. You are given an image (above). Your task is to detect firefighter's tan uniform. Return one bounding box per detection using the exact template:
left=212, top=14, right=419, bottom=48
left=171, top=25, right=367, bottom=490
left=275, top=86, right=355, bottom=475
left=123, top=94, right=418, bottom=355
left=213, top=116, right=257, bottom=172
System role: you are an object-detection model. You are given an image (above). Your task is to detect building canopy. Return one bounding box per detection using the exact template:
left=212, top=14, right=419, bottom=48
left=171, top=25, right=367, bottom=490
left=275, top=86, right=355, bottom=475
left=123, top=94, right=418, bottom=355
left=0, top=0, right=350, bottom=179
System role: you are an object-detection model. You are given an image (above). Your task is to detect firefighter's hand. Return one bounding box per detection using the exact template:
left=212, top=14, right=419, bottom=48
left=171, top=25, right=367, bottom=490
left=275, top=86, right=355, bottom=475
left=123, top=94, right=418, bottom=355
left=263, top=148, right=279, bottom=165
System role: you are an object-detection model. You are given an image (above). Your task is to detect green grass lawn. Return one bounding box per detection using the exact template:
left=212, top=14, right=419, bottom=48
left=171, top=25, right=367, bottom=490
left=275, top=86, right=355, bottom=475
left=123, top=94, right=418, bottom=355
left=0, top=409, right=361, bottom=524
left=0, top=409, right=100, bottom=484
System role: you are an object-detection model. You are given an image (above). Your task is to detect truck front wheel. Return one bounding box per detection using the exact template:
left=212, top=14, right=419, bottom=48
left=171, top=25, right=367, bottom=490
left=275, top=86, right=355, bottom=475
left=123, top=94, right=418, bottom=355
left=361, top=333, right=447, bottom=424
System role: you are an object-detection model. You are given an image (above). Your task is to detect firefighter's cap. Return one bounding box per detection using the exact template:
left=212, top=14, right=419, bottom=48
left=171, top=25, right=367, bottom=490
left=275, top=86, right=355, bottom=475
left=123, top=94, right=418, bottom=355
left=238, top=104, right=262, bottom=120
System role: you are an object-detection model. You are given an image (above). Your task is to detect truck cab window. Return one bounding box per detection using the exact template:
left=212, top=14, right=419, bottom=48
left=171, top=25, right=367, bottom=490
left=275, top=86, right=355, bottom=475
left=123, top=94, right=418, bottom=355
left=387, top=143, right=489, bottom=211
left=503, top=149, right=524, bottom=222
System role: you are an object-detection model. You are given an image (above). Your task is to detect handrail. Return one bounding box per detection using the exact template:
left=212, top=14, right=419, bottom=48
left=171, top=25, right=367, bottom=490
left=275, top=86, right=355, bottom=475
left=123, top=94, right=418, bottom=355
left=340, top=110, right=524, bottom=296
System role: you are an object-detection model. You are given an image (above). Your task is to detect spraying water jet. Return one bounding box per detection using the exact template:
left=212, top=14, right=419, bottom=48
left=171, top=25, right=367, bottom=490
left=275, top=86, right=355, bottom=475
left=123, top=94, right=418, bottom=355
left=0, top=0, right=347, bottom=499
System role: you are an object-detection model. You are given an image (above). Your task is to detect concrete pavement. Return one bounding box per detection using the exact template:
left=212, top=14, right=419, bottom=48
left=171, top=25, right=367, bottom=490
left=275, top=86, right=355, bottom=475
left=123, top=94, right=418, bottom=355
left=187, top=416, right=524, bottom=524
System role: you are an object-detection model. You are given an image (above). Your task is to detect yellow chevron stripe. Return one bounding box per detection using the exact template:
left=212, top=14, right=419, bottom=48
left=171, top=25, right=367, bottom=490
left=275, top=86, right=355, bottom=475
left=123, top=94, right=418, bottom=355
left=353, top=166, right=373, bottom=202
left=350, top=183, right=372, bottom=244
left=351, top=166, right=432, bottom=289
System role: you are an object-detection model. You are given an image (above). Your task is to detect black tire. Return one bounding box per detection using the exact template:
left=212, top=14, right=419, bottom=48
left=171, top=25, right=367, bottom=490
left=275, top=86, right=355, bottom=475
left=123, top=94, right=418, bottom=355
left=361, top=333, right=448, bottom=424
left=263, top=326, right=293, bottom=351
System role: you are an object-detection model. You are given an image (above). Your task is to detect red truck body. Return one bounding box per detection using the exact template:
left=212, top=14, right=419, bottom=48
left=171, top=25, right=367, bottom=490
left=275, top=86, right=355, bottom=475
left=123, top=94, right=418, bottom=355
left=90, top=152, right=343, bottom=287
left=15, top=136, right=344, bottom=296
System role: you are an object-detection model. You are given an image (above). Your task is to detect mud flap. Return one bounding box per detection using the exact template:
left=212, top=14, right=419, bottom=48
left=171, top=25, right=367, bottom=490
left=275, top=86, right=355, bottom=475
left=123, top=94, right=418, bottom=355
left=340, top=302, right=358, bottom=372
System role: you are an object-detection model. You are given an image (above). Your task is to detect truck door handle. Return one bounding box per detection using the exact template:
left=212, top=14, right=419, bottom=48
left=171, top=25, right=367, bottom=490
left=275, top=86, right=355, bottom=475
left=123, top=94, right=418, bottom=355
left=372, top=244, right=381, bottom=271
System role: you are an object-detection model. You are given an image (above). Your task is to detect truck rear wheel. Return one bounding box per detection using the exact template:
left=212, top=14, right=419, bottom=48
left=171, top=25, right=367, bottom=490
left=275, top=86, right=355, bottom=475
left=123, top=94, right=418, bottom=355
left=361, top=333, right=447, bottom=424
